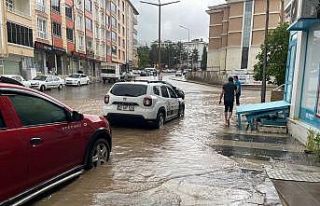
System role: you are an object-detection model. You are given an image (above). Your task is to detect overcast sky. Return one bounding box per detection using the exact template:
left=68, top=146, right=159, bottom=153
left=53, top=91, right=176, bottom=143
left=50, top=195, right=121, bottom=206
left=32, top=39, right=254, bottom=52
left=131, top=0, right=226, bottom=45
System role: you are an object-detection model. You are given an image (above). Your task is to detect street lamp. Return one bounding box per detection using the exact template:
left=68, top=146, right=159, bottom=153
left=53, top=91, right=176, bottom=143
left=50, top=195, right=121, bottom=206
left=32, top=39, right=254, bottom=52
left=179, top=25, right=190, bottom=42
left=179, top=25, right=191, bottom=69
left=140, top=0, right=180, bottom=77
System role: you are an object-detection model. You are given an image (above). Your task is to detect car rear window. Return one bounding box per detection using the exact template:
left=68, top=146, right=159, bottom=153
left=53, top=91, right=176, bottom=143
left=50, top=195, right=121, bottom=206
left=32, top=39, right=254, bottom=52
left=111, top=84, right=147, bottom=97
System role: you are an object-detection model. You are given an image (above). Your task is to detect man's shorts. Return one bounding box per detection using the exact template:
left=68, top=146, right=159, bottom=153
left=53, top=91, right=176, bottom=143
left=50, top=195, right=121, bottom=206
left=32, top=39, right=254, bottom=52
left=224, top=101, right=234, bottom=112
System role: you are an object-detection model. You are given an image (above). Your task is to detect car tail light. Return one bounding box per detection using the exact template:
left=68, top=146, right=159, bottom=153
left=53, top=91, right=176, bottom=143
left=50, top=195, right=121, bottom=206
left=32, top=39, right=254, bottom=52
left=143, top=96, right=152, bottom=107
left=104, top=95, right=110, bottom=104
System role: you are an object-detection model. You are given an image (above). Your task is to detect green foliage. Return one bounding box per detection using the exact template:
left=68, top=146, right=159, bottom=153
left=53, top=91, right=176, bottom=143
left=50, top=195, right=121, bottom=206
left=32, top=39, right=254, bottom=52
left=137, top=46, right=151, bottom=68
left=191, top=48, right=199, bottom=68
left=254, top=23, right=290, bottom=86
left=306, top=129, right=320, bottom=160
left=201, top=46, right=207, bottom=70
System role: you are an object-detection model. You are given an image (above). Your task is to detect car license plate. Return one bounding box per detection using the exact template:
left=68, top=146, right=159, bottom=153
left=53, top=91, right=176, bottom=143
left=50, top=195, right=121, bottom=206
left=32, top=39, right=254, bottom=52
left=117, top=104, right=134, bottom=111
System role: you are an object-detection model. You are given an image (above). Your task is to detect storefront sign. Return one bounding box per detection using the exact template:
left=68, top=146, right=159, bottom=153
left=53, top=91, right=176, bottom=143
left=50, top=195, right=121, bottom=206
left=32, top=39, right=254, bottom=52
left=34, top=41, right=53, bottom=51
left=53, top=46, right=66, bottom=54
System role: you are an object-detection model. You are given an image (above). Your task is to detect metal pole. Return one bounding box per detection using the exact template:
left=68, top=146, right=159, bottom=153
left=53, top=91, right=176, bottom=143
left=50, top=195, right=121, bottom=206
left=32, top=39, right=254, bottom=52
left=261, top=0, right=269, bottom=103
left=158, top=3, right=161, bottom=73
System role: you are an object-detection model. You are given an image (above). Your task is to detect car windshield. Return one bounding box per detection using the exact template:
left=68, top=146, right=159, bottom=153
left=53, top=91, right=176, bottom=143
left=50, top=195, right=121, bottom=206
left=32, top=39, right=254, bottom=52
left=33, top=76, right=47, bottom=81
left=111, top=84, right=147, bottom=97
left=69, top=74, right=81, bottom=78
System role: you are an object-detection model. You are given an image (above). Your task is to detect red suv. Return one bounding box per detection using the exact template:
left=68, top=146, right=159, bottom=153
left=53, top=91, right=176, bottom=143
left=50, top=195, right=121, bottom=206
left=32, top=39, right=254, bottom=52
left=0, top=79, right=112, bottom=205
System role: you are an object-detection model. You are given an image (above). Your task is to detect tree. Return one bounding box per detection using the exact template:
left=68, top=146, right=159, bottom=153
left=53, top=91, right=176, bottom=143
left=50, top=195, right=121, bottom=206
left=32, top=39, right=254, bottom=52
left=191, top=48, right=199, bottom=69
left=137, top=46, right=151, bottom=68
left=254, top=23, right=290, bottom=86
left=201, top=46, right=207, bottom=70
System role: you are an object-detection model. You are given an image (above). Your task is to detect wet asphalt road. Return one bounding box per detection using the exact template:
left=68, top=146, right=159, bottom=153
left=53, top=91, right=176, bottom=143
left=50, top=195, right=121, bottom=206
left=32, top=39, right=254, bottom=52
left=32, top=75, right=282, bottom=206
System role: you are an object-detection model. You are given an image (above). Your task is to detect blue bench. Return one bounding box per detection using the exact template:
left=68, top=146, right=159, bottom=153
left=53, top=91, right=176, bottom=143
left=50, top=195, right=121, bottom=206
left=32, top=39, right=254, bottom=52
left=236, top=101, right=291, bottom=130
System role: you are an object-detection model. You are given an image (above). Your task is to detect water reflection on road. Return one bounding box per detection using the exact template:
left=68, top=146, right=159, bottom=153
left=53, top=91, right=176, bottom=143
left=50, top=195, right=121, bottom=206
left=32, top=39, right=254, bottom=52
left=33, top=76, right=281, bottom=205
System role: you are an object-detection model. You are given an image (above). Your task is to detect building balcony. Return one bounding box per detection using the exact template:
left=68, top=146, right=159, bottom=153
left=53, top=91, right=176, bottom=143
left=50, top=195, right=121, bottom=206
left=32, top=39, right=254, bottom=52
left=36, top=3, right=46, bottom=13
left=6, top=0, right=31, bottom=16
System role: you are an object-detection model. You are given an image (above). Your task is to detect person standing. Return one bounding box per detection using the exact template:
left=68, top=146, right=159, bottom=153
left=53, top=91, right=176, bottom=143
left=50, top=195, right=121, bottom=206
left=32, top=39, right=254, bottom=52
left=234, top=76, right=242, bottom=106
left=219, top=77, right=237, bottom=127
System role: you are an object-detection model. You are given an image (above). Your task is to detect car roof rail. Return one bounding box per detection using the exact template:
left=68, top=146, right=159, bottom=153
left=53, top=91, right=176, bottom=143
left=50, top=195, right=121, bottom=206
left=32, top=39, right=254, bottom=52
left=132, top=80, right=150, bottom=83
left=0, top=76, right=24, bottom=87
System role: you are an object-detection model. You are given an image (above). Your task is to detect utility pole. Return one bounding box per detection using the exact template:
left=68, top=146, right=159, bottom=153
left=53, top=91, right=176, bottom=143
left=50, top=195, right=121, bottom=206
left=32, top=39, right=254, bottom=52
left=261, top=0, right=269, bottom=103
left=140, top=0, right=180, bottom=77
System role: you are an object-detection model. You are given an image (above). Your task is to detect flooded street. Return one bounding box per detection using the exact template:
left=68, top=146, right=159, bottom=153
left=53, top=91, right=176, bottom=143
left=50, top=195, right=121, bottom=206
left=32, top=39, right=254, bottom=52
left=32, top=75, right=286, bottom=205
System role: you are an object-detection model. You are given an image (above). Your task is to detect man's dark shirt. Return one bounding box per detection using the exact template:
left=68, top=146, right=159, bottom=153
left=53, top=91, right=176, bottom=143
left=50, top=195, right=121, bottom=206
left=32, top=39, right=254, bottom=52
left=223, top=82, right=237, bottom=103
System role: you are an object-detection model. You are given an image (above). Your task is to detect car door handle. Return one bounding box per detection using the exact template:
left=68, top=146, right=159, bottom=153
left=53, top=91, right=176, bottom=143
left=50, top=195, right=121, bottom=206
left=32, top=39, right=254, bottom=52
left=30, top=137, right=42, bottom=146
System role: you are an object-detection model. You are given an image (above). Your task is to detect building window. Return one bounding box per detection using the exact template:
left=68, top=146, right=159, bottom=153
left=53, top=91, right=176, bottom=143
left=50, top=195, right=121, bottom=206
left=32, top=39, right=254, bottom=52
left=301, top=28, right=320, bottom=115
left=52, top=22, right=62, bottom=37
left=112, top=45, right=117, bottom=55
left=240, top=0, right=253, bottom=69
left=118, top=37, right=121, bottom=46
left=122, top=51, right=125, bottom=60
left=65, top=6, right=73, bottom=19
left=122, top=1, right=124, bottom=11
left=111, top=31, right=117, bottom=41
left=78, top=35, right=84, bottom=50
left=85, top=17, right=92, bottom=31
left=37, top=18, right=47, bottom=39
left=85, top=0, right=92, bottom=12
left=7, top=22, right=33, bottom=47
left=36, top=0, right=45, bottom=12
left=6, top=0, right=14, bottom=11
left=111, top=2, right=117, bottom=13
left=111, top=17, right=117, bottom=28
left=95, top=26, right=99, bottom=38
left=122, top=14, right=125, bottom=24
left=122, top=26, right=125, bottom=36
left=77, top=15, right=84, bottom=30
left=66, top=28, right=73, bottom=41
left=122, top=39, right=125, bottom=48
left=77, top=0, right=82, bottom=8
left=51, top=0, right=60, bottom=13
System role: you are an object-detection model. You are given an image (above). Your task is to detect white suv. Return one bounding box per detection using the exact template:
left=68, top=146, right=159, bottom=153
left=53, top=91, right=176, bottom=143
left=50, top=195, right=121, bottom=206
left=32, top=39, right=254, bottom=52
left=103, top=81, right=185, bottom=128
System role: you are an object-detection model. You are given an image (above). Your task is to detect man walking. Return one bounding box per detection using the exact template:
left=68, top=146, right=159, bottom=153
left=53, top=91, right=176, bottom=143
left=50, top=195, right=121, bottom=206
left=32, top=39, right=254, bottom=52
left=234, top=76, right=242, bottom=106
left=219, top=77, right=237, bottom=127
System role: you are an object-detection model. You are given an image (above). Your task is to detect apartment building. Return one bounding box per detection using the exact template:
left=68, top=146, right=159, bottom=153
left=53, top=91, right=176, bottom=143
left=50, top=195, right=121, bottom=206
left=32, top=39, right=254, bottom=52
left=183, top=39, right=208, bottom=69
left=206, top=0, right=284, bottom=76
left=126, top=0, right=139, bottom=68
left=0, top=0, right=138, bottom=79
left=1, top=0, right=35, bottom=76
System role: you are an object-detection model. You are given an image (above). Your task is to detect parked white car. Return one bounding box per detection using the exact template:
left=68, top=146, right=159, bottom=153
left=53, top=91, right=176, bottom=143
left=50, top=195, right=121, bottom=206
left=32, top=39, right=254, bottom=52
left=2, top=75, right=31, bottom=87
left=65, top=73, right=90, bottom=86
left=29, top=75, right=64, bottom=91
left=103, top=81, right=185, bottom=128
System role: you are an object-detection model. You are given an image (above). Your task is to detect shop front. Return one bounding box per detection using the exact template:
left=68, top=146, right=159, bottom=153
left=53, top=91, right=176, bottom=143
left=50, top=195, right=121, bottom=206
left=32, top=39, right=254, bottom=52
left=287, top=20, right=320, bottom=144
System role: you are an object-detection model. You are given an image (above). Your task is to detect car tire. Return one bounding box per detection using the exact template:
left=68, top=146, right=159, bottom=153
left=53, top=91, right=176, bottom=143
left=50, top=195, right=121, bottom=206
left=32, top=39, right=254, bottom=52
left=40, top=85, right=45, bottom=92
left=86, top=138, right=110, bottom=169
left=58, top=84, right=63, bottom=90
left=153, top=111, right=165, bottom=129
left=77, top=82, right=81, bottom=87
left=87, top=81, right=90, bottom=85
left=179, top=105, right=185, bottom=117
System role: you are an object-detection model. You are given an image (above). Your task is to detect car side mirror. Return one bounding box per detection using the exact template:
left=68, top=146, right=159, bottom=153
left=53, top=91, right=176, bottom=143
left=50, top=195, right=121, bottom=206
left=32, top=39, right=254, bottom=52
left=72, top=111, right=84, bottom=122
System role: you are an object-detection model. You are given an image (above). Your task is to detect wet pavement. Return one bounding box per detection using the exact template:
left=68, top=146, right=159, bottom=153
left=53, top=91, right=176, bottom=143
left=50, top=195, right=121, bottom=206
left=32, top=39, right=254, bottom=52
left=31, top=75, right=306, bottom=205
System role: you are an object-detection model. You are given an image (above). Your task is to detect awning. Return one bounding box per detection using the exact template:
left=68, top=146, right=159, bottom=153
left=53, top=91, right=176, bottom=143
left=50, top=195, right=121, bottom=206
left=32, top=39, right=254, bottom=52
left=288, top=18, right=320, bottom=31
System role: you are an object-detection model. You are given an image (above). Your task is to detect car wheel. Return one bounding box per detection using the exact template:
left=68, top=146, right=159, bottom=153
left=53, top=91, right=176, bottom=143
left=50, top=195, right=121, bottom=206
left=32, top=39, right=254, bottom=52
left=77, top=82, right=81, bottom=87
left=86, top=139, right=110, bottom=169
left=40, top=85, right=45, bottom=92
left=58, top=84, right=63, bottom=90
left=153, top=112, right=165, bottom=129
left=87, top=81, right=90, bottom=85
left=179, top=105, right=185, bottom=117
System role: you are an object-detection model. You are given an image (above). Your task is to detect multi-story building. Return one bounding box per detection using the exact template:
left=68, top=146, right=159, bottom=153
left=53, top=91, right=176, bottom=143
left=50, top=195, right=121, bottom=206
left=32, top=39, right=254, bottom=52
left=206, top=0, right=284, bottom=76
left=0, top=0, right=138, bottom=80
left=183, top=39, right=208, bottom=69
left=1, top=0, right=34, bottom=76
left=126, top=0, right=139, bottom=68
left=283, top=0, right=320, bottom=144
